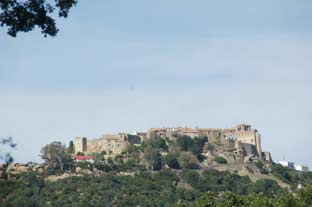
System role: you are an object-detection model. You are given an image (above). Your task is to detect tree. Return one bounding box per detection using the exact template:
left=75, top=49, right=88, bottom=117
left=143, top=136, right=168, bottom=151
left=194, top=192, right=217, bottom=207
left=40, top=141, right=73, bottom=170
left=191, top=136, right=207, bottom=161
left=165, top=152, right=180, bottom=169
left=178, top=152, right=200, bottom=169
left=153, top=136, right=168, bottom=151
left=0, top=0, right=77, bottom=37
left=144, top=146, right=163, bottom=171
left=250, top=179, right=282, bottom=197
left=177, top=135, right=193, bottom=151
left=126, top=145, right=141, bottom=165
left=274, top=192, right=299, bottom=207
left=297, top=185, right=312, bottom=206
left=67, top=140, right=74, bottom=154
left=255, top=160, right=264, bottom=169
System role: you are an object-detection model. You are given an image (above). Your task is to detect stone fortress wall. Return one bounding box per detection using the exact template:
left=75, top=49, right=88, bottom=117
left=147, top=123, right=266, bottom=160
left=74, top=133, right=143, bottom=156
left=73, top=123, right=270, bottom=161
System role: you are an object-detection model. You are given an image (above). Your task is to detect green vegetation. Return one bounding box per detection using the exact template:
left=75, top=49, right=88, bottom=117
left=179, top=169, right=282, bottom=196
left=272, top=163, right=312, bottom=189
left=178, top=152, right=200, bottom=169
left=214, top=156, right=227, bottom=164
left=255, top=160, right=264, bottom=169
left=177, top=186, right=312, bottom=207
left=40, top=141, right=73, bottom=171
left=176, top=136, right=207, bottom=161
left=140, top=135, right=207, bottom=171
left=165, top=152, right=180, bottom=169
left=0, top=168, right=294, bottom=207
left=255, top=160, right=268, bottom=174
left=2, top=136, right=312, bottom=206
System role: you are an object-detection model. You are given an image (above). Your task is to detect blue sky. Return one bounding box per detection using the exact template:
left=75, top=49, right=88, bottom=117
left=1, top=0, right=312, bottom=167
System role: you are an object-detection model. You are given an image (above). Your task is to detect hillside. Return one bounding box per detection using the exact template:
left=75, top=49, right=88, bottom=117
left=1, top=132, right=312, bottom=206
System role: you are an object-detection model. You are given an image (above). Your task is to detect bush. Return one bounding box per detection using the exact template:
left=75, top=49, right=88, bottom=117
left=259, top=168, right=268, bottom=174
left=179, top=152, right=200, bottom=169
left=165, top=153, right=180, bottom=169
left=255, top=160, right=264, bottom=169
left=214, top=156, right=227, bottom=164
left=250, top=178, right=282, bottom=196
left=76, top=161, right=94, bottom=170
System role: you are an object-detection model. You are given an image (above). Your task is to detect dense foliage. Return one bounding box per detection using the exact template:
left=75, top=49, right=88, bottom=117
left=180, top=169, right=282, bottom=197
left=271, top=163, right=312, bottom=189
left=178, top=186, right=312, bottom=207
left=0, top=168, right=291, bottom=207
left=176, top=136, right=207, bottom=161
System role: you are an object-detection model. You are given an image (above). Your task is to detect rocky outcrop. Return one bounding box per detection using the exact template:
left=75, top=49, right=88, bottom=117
left=2, top=163, right=45, bottom=178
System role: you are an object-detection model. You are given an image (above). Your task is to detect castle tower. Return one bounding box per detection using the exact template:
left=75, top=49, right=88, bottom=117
left=233, top=124, right=262, bottom=159
left=74, top=137, right=87, bottom=154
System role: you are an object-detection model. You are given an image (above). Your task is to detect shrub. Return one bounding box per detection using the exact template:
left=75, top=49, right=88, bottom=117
left=179, top=152, right=200, bottom=169
left=255, top=160, right=264, bottom=169
left=214, top=156, right=227, bottom=164
left=165, top=153, right=180, bottom=169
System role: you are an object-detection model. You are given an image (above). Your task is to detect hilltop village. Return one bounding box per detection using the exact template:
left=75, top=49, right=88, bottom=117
left=3, top=122, right=312, bottom=206
left=73, top=123, right=272, bottom=163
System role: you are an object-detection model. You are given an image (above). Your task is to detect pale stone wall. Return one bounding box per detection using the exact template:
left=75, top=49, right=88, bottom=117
left=76, top=135, right=127, bottom=155
left=234, top=131, right=262, bottom=158
left=73, top=133, right=142, bottom=155
left=74, top=137, right=84, bottom=153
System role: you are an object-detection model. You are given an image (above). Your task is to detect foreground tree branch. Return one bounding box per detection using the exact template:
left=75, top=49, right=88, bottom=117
left=0, top=0, right=77, bottom=37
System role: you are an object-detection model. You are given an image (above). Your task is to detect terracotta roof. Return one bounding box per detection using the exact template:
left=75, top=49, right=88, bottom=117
left=74, top=155, right=95, bottom=160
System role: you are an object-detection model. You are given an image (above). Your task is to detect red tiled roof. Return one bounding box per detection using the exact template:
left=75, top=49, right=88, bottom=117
left=74, top=155, right=95, bottom=160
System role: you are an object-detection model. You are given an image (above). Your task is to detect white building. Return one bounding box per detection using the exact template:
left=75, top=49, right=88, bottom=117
left=295, top=165, right=309, bottom=172
left=278, top=161, right=309, bottom=172
left=278, top=161, right=295, bottom=169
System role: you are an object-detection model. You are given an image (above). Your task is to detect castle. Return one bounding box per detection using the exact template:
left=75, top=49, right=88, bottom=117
left=73, top=123, right=271, bottom=161
left=74, top=133, right=142, bottom=155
